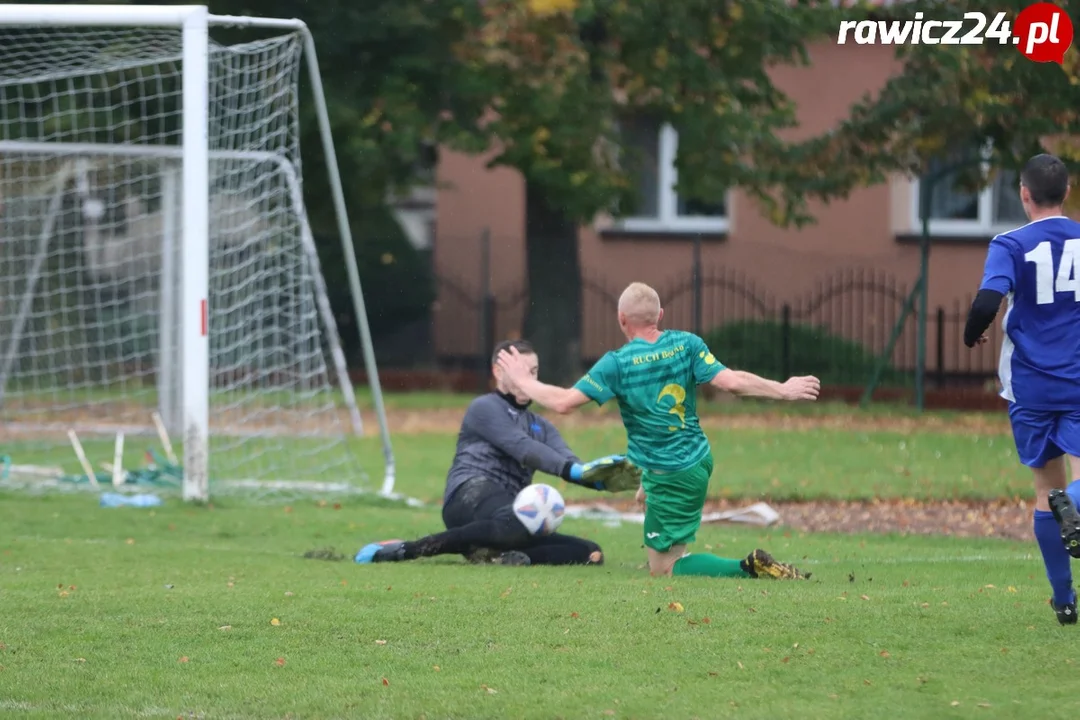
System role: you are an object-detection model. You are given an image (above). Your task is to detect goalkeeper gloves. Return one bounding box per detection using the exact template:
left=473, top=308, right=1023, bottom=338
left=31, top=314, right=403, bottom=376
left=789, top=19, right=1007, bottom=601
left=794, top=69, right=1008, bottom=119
left=561, top=454, right=642, bottom=492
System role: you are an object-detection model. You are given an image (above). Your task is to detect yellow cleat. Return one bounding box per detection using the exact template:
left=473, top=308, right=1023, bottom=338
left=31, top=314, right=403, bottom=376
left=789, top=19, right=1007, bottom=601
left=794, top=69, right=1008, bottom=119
left=742, top=548, right=811, bottom=580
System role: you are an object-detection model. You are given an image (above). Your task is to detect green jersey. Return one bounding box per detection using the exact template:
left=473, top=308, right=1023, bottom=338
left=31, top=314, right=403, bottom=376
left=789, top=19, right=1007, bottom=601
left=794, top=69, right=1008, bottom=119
left=573, top=330, right=725, bottom=472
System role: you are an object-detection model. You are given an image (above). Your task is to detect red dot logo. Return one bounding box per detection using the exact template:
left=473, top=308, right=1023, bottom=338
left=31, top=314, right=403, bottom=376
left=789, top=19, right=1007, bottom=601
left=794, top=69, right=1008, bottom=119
left=1014, top=2, right=1074, bottom=63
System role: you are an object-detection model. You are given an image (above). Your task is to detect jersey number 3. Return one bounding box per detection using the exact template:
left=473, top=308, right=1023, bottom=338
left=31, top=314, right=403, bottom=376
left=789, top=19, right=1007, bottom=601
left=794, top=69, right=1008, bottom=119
left=1025, top=239, right=1080, bottom=305
left=657, top=384, right=686, bottom=431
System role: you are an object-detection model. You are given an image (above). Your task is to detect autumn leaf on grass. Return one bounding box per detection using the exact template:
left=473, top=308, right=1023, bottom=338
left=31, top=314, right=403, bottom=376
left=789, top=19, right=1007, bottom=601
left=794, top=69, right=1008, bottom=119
left=270, top=618, right=281, bottom=626
left=668, top=602, right=684, bottom=613
left=178, top=656, right=189, bottom=663
left=481, top=685, right=498, bottom=694
left=381, top=677, right=390, bottom=686
left=275, top=658, right=286, bottom=667
left=375, top=640, right=387, bottom=646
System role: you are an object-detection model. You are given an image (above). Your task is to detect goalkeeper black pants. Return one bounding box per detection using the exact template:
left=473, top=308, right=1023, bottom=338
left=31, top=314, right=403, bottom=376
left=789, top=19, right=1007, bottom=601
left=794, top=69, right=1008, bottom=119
left=401, top=477, right=602, bottom=565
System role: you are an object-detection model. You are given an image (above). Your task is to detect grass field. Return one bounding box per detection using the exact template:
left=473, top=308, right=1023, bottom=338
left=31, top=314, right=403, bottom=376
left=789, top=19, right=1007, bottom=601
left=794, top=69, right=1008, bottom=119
left=0, top=395, right=1067, bottom=719
left=6, top=412, right=1027, bottom=504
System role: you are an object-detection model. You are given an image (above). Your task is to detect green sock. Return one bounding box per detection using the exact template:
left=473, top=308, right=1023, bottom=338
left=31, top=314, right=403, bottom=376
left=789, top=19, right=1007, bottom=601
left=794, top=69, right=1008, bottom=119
left=672, top=553, right=751, bottom=578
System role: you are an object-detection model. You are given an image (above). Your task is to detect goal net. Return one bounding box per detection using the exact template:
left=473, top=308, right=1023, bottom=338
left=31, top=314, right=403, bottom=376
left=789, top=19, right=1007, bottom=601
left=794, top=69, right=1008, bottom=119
left=0, top=8, right=394, bottom=500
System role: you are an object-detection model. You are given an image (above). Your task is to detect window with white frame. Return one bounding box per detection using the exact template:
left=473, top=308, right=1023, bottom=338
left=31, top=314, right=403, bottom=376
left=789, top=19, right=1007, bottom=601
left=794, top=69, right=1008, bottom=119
left=617, top=116, right=728, bottom=233
left=911, top=146, right=1028, bottom=236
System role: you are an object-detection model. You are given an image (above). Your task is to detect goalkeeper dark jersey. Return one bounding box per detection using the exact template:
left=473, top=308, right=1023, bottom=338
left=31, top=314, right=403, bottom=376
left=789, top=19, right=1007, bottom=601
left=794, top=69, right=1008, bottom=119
left=442, top=392, right=580, bottom=504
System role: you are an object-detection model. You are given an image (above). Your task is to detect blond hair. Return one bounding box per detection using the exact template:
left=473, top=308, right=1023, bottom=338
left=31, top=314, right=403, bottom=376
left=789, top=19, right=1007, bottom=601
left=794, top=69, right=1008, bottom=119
left=618, top=282, right=661, bottom=327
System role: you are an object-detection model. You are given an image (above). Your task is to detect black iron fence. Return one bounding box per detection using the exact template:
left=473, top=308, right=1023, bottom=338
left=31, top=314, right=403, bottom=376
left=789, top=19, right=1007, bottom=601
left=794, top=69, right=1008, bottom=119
left=430, top=265, right=1002, bottom=392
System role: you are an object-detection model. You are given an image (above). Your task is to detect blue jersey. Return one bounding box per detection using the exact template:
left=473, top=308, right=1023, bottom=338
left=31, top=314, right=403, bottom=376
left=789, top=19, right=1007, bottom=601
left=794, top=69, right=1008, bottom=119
left=980, top=216, right=1080, bottom=410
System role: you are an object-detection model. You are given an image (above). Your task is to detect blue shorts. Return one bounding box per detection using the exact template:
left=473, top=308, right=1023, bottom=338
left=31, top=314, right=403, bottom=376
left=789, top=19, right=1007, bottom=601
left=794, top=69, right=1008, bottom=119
left=1008, top=404, right=1080, bottom=467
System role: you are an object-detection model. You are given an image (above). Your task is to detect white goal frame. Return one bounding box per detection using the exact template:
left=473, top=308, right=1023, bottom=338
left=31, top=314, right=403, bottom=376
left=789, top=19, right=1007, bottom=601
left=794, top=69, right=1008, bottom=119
left=0, top=5, right=396, bottom=502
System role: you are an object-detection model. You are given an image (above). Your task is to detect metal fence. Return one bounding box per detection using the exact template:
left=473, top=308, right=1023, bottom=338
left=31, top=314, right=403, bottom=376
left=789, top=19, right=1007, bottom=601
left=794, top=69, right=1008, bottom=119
left=430, top=264, right=1002, bottom=392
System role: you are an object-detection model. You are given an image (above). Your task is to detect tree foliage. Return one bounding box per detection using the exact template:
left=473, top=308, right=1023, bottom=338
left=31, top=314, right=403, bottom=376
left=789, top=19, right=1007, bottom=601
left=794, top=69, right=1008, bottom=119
left=447, top=0, right=852, bottom=382
left=816, top=0, right=1080, bottom=202
left=453, top=0, right=848, bottom=227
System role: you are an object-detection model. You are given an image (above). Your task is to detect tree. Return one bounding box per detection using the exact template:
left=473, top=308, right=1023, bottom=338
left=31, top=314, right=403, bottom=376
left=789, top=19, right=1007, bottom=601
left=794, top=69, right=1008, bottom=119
left=818, top=0, right=1080, bottom=193
left=451, top=0, right=849, bottom=384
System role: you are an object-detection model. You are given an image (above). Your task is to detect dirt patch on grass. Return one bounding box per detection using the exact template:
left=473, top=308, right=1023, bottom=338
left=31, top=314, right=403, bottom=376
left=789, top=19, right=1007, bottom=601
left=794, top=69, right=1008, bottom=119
left=589, top=497, right=1034, bottom=541
left=734, top=498, right=1032, bottom=541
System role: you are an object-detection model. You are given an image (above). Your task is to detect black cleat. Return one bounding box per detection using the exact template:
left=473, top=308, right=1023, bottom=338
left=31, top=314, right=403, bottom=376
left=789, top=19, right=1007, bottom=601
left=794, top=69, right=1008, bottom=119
left=1051, top=595, right=1078, bottom=625
left=1048, top=490, right=1080, bottom=559
left=494, top=550, right=532, bottom=566
left=467, top=548, right=532, bottom=566
left=466, top=548, right=499, bottom=564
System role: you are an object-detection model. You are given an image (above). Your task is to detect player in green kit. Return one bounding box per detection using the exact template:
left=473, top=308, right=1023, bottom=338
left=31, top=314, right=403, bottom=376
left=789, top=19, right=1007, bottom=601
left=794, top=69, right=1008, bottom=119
left=497, top=282, right=819, bottom=580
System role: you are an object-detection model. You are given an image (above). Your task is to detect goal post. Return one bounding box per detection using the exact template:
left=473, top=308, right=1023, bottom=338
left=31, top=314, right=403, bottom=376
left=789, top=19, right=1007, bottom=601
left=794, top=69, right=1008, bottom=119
left=0, top=5, right=396, bottom=501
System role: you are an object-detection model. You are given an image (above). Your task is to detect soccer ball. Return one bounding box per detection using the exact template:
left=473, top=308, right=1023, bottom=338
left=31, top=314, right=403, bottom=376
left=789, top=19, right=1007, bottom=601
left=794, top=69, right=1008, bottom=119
left=512, top=483, right=565, bottom=536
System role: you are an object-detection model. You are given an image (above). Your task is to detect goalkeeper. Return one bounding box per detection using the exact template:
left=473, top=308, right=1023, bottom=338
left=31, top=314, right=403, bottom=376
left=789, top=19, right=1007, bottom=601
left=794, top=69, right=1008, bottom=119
left=355, top=340, right=640, bottom=567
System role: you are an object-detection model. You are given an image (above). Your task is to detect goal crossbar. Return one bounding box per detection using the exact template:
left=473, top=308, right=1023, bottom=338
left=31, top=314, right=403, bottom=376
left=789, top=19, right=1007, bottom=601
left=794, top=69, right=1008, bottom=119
left=0, top=5, right=397, bottom=499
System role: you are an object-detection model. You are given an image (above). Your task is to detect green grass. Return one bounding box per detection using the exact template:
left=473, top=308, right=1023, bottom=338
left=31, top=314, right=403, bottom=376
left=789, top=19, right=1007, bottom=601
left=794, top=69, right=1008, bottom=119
left=5, top=422, right=1027, bottom=504
left=0, top=401, right=1049, bottom=719
left=0, top=491, right=1068, bottom=720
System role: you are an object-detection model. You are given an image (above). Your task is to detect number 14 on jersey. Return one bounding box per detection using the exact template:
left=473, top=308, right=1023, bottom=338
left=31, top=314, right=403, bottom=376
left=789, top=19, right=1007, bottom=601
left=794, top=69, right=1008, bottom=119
left=1024, top=239, right=1080, bottom=305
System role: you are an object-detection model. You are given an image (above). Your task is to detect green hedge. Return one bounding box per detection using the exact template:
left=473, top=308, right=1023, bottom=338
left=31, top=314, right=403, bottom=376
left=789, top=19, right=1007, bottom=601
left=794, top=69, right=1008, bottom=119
left=701, top=320, right=910, bottom=387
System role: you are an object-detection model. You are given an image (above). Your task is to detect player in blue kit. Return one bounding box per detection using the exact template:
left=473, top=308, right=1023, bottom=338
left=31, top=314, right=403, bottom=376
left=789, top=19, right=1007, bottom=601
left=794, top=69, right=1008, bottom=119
left=964, top=153, right=1080, bottom=624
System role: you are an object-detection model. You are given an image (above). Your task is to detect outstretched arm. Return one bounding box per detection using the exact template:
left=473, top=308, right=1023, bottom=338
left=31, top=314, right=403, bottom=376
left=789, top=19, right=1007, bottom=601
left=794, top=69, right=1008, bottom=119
left=514, top=378, right=590, bottom=414
left=496, top=347, right=592, bottom=414
left=465, top=398, right=576, bottom=479
left=537, top=415, right=638, bottom=493
left=710, top=368, right=819, bottom=401
left=538, top=418, right=580, bottom=464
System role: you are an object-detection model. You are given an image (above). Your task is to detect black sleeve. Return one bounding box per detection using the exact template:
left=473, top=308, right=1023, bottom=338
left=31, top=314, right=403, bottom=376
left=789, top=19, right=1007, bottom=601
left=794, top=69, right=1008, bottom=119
left=464, top=398, right=575, bottom=480
left=964, top=289, right=1004, bottom=348
left=538, top=417, right=581, bottom=465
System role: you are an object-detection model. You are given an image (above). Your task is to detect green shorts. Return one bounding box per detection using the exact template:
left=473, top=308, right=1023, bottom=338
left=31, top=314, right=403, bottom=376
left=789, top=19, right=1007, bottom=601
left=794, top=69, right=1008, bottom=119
left=642, top=452, right=713, bottom=552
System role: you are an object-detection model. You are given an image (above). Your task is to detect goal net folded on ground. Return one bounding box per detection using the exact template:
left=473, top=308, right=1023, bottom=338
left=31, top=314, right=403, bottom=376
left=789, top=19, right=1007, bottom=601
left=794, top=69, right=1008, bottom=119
left=0, top=5, right=395, bottom=502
